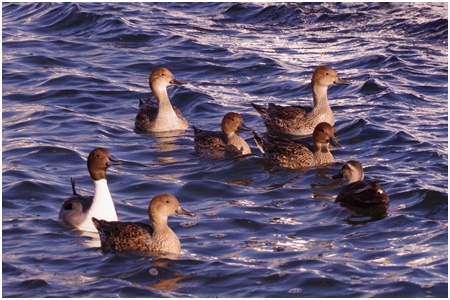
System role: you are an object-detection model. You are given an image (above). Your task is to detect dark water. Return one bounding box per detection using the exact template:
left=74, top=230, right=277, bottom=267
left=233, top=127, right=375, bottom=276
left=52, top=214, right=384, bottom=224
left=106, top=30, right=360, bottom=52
left=2, top=2, right=448, bottom=298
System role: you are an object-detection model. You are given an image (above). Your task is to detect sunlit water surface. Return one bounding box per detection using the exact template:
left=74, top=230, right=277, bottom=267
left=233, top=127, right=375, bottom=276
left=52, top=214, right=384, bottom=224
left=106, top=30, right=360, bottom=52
left=2, top=2, right=448, bottom=298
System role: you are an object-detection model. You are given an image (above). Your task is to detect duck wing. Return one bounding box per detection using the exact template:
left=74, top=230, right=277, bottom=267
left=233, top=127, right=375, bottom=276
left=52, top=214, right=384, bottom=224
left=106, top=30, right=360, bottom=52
left=263, top=104, right=312, bottom=133
left=336, top=181, right=389, bottom=208
left=254, top=133, right=314, bottom=169
left=59, top=178, right=94, bottom=226
left=92, top=218, right=155, bottom=254
left=193, top=127, right=227, bottom=158
left=135, top=99, right=158, bottom=132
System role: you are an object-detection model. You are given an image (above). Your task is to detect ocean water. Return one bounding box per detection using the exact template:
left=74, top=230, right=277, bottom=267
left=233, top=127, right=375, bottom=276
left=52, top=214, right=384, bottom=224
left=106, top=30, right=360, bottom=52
left=2, top=2, right=448, bottom=298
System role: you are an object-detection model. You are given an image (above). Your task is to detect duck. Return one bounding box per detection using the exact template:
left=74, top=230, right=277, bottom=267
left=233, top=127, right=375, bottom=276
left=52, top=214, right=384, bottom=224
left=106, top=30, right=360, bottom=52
left=252, top=122, right=340, bottom=169
left=92, top=194, right=195, bottom=256
left=193, top=112, right=252, bottom=159
left=135, top=67, right=188, bottom=133
left=332, top=160, right=389, bottom=209
left=251, top=66, right=350, bottom=137
left=59, top=148, right=121, bottom=232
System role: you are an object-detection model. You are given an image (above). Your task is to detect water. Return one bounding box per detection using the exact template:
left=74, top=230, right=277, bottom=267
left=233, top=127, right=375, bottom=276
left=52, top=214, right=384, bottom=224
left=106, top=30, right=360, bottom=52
left=2, top=2, right=448, bottom=298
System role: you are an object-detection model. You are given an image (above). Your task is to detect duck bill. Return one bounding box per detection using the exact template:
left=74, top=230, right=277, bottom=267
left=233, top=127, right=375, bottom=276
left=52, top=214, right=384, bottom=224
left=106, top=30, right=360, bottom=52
left=329, top=137, right=341, bottom=148
left=170, top=78, right=187, bottom=85
left=238, top=123, right=252, bottom=131
left=176, top=206, right=196, bottom=217
left=334, top=77, right=351, bottom=86
left=331, top=172, right=344, bottom=180
left=106, top=156, right=124, bottom=167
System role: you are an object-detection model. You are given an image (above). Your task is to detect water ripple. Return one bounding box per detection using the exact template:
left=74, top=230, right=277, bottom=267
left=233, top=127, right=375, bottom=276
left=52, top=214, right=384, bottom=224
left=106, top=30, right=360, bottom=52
left=2, top=2, right=447, bottom=298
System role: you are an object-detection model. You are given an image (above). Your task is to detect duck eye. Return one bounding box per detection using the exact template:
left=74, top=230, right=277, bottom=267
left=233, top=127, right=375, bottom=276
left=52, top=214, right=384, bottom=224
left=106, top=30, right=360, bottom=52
left=166, top=200, right=170, bottom=204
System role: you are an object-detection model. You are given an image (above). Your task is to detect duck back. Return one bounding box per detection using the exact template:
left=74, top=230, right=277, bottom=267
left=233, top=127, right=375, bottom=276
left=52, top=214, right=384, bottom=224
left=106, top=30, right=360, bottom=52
left=336, top=180, right=389, bottom=209
left=92, top=218, right=181, bottom=255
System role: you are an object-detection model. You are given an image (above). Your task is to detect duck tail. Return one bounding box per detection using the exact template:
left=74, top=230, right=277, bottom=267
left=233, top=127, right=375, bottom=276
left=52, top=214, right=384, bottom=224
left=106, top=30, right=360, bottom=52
left=91, top=217, right=101, bottom=229
left=70, top=177, right=80, bottom=196
left=251, top=102, right=267, bottom=115
left=192, top=125, right=200, bottom=135
left=252, top=131, right=266, bottom=154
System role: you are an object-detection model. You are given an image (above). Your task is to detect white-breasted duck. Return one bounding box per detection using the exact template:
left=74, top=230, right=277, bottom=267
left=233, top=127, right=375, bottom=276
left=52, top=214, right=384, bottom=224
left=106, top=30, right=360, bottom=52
left=135, top=67, right=188, bottom=133
left=193, top=112, right=252, bottom=159
left=252, top=122, right=340, bottom=169
left=92, top=194, right=195, bottom=257
left=332, top=160, right=389, bottom=209
left=251, top=66, right=350, bottom=137
left=59, top=148, right=121, bottom=232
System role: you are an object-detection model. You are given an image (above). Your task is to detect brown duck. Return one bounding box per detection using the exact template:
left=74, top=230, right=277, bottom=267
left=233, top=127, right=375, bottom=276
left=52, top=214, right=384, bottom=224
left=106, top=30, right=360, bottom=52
left=92, top=194, right=195, bottom=256
left=193, top=112, right=252, bottom=159
left=251, top=66, right=350, bottom=136
left=252, top=122, right=340, bottom=169
left=135, top=67, right=188, bottom=133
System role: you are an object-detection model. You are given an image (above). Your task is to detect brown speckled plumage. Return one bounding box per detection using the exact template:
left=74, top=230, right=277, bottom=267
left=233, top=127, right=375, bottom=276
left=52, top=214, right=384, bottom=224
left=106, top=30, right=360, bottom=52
left=253, top=122, right=340, bottom=169
left=194, top=112, right=252, bottom=159
left=251, top=66, right=350, bottom=136
left=92, top=194, right=195, bottom=256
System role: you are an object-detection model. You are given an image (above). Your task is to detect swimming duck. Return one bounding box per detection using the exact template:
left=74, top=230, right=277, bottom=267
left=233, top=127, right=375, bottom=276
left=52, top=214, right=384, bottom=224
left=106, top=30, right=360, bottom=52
left=193, top=112, right=252, bottom=159
left=251, top=66, right=350, bottom=136
left=92, top=194, right=195, bottom=256
left=135, top=67, right=188, bottom=133
left=252, top=122, right=340, bottom=169
left=59, top=148, right=121, bottom=232
left=333, top=160, right=389, bottom=209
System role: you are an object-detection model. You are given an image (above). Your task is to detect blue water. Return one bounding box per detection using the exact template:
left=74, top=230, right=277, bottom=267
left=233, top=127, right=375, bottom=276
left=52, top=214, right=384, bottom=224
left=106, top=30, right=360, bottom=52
left=2, top=2, right=448, bottom=298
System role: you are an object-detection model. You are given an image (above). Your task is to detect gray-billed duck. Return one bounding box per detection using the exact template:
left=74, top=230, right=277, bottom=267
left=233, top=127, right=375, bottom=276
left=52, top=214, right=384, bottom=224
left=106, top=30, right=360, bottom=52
left=135, top=67, right=188, bottom=133
left=193, top=112, right=252, bottom=159
left=92, top=194, right=195, bottom=256
left=252, top=122, right=340, bottom=169
left=59, top=148, right=121, bottom=232
left=332, top=160, right=389, bottom=209
left=251, top=66, right=350, bottom=136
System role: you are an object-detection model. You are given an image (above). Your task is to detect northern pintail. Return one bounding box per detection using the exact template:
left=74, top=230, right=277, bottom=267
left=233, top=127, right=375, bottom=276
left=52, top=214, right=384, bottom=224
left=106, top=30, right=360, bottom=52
left=193, top=112, right=252, bottom=159
left=92, top=194, right=195, bottom=256
left=251, top=66, right=350, bottom=136
left=59, top=148, right=121, bottom=232
left=332, top=160, right=389, bottom=209
left=253, top=122, right=340, bottom=169
left=135, top=67, right=188, bottom=133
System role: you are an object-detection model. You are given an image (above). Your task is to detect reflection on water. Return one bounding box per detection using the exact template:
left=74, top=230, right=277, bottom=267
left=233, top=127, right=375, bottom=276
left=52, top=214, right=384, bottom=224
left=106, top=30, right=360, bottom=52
left=2, top=2, right=447, bottom=298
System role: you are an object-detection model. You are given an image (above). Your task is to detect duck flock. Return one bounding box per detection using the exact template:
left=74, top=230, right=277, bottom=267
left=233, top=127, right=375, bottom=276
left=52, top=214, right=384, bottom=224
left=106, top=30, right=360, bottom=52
left=59, top=66, right=389, bottom=258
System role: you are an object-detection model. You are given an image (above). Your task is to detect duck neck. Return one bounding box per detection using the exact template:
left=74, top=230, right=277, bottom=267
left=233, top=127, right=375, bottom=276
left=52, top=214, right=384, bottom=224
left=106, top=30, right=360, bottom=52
left=313, top=143, right=333, bottom=165
left=224, top=130, right=236, bottom=140
left=151, top=214, right=168, bottom=230
left=311, top=83, right=329, bottom=108
left=153, top=85, right=175, bottom=111
left=153, top=85, right=180, bottom=126
left=91, top=179, right=118, bottom=221
left=348, top=173, right=364, bottom=184
left=151, top=216, right=177, bottom=239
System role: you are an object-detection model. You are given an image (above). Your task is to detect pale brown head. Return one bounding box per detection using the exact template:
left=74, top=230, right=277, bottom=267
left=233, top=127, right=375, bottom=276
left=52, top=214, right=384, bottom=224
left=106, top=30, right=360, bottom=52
left=333, top=160, right=365, bottom=183
left=311, top=66, right=351, bottom=87
left=221, top=112, right=252, bottom=136
left=312, top=122, right=340, bottom=153
left=87, top=148, right=121, bottom=181
left=148, top=194, right=195, bottom=226
left=149, top=67, right=186, bottom=92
